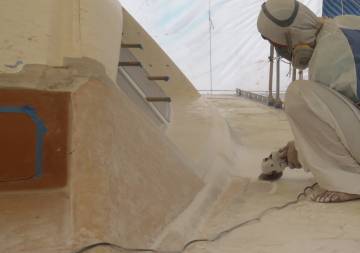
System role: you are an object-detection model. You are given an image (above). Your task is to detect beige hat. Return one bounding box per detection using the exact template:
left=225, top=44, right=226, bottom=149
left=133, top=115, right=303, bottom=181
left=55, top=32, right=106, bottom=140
left=257, top=0, right=322, bottom=46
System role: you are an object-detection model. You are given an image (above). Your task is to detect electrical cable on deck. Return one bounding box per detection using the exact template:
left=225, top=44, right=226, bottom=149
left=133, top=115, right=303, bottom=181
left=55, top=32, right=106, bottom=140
left=72, top=183, right=319, bottom=253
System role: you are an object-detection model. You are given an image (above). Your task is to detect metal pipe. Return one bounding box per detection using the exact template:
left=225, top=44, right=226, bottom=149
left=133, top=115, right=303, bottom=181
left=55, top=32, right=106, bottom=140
left=292, top=66, right=297, bottom=82
left=268, top=45, right=275, bottom=106
left=276, top=52, right=280, bottom=100
left=274, top=51, right=283, bottom=109
left=298, top=70, right=304, bottom=80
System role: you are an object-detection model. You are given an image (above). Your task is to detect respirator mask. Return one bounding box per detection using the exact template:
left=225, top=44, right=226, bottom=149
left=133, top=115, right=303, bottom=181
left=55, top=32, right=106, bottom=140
left=284, top=32, right=314, bottom=70
left=262, top=36, right=293, bottom=62
left=271, top=37, right=314, bottom=70
left=261, top=0, right=314, bottom=70
left=292, top=44, right=314, bottom=70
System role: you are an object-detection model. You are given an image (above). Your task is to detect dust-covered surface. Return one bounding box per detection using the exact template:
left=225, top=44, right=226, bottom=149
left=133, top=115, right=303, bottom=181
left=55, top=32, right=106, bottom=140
left=185, top=96, right=360, bottom=253
left=0, top=62, right=203, bottom=253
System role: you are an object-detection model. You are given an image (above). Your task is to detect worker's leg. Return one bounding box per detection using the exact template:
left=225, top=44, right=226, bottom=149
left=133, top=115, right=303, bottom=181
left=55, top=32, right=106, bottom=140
left=285, top=81, right=360, bottom=203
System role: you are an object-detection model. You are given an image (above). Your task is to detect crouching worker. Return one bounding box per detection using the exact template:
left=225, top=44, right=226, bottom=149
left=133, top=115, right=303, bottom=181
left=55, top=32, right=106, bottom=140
left=257, top=0, right=360, bottom=203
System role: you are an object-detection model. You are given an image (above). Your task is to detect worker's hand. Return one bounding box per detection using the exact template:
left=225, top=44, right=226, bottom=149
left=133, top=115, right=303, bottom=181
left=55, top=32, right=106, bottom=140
left=279, top=141, right=302, bottom=169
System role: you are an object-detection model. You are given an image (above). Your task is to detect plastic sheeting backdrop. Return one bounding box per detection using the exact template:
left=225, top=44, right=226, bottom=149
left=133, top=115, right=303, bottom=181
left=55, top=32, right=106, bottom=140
left=121, top=0, right=322, bottom=93
left=323, top=0, right=360, bottom=17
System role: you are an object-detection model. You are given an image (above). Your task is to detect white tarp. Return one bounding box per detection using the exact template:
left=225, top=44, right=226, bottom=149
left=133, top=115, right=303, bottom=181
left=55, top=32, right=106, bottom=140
left=120, top=0, right=323, bottom=93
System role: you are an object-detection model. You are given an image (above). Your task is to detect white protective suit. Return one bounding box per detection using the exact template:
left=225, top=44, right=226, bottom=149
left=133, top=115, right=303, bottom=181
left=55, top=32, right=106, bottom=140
left=258, top=0, right=360, bottom=194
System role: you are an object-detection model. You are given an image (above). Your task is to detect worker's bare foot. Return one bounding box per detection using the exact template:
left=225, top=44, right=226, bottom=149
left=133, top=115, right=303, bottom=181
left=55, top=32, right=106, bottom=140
left=311, top=189, right=360, bottom=203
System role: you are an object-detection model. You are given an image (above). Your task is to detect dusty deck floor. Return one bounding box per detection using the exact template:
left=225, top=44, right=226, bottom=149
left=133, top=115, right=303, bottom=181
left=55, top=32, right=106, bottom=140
left=188, top=96, right=360, bottom=253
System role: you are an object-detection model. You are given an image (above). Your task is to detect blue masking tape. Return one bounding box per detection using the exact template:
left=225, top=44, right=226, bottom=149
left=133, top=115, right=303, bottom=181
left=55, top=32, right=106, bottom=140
left=0, top=106, right=47, bottom=178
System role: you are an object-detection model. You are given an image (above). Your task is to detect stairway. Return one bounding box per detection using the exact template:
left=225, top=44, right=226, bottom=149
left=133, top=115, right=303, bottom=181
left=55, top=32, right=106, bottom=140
left=117, top=43, right=172, bottom=125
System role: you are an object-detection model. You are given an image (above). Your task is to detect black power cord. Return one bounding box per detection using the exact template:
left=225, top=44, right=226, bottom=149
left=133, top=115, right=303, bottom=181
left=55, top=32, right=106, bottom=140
left=72, top=183, right=319, bottom=253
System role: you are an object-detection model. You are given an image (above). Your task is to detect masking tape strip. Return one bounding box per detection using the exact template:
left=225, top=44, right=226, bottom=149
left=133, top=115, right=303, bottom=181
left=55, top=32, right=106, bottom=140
left=0, top=106, right=47, bottom=178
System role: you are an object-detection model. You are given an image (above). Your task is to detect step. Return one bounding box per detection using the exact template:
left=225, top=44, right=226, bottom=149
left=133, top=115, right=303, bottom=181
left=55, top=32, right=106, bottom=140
left=146, top=97, right=172, bottom=103
left=148, top=76, right=170, bottom=82
left=118, top=61, right=142, bottom=67
left=121, top=43, right=143, bottom=49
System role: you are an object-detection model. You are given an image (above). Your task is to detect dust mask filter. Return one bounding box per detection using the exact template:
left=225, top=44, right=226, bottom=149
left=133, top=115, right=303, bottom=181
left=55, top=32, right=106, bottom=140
left=292, top=45, right=314, bottom=70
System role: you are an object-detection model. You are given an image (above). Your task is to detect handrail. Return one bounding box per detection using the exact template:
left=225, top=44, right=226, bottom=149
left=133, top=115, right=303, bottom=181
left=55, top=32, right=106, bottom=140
left=236, top=89, right=284, bottom=109
left=236, top=89, right=269, bottom=104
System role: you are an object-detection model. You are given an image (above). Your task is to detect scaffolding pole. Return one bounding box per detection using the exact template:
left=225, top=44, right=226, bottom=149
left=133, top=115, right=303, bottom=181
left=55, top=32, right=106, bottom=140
left=268, top=45, right=275, bottom=106
left=274, top=51, right=283, bottom=109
